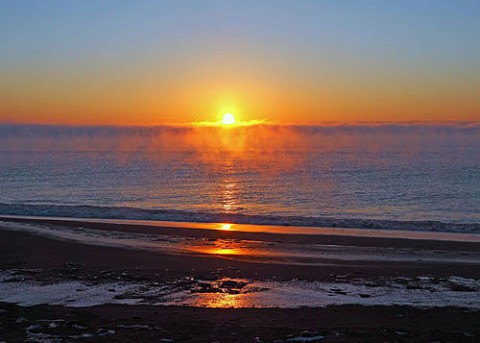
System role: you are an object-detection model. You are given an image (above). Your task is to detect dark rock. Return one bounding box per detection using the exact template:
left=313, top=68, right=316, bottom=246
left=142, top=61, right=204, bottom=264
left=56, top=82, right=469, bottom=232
left=220, top=280, right=247, bottom=289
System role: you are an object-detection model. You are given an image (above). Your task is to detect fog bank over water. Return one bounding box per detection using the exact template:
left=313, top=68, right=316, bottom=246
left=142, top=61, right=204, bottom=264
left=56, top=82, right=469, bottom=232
left=1, top=122, right=479, bottom=152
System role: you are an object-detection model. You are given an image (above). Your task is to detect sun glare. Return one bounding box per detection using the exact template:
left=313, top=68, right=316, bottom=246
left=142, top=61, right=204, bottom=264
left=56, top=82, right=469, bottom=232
left=220, top=223, right=232, bottom=231
left=192, top=113, right=264, bottom=127
left=222, top=113, right=236, bottom=125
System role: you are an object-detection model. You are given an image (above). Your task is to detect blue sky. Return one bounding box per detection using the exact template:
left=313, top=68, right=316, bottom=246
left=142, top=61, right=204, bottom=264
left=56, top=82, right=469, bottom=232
left=1, top=0, right=480, bottom=124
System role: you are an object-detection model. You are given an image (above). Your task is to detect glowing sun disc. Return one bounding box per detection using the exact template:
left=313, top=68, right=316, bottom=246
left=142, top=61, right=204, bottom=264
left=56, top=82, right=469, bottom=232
left=222, top=113, right=235, bottom=125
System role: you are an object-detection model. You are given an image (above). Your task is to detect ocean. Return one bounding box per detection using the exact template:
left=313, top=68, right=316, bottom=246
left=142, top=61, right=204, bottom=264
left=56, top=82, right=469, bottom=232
left=1, top=123, right=479, bottom=233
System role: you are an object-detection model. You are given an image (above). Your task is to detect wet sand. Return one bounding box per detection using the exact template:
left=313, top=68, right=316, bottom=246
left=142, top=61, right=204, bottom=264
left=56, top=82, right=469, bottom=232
left=1, top=216, right=480, bottom=341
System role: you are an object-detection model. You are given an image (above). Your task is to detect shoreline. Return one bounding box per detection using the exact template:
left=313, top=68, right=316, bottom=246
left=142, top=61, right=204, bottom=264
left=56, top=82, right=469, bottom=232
left=1, top=216, right=480, bottom=341
left=1, top=215, right=480, bottom=283
left=1, top=203, right=479, bottom=234
left=2, top=214, right=480, bottom=243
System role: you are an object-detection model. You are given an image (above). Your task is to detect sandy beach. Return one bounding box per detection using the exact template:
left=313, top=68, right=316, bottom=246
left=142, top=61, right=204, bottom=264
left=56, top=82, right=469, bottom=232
left=1, top=216, right=480, bottom=342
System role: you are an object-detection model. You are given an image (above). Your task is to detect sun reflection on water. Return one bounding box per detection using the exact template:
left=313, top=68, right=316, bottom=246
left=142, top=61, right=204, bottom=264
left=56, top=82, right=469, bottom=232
left=216, top=158, right=243, bottom=214
left=220, top=178, right=240, bottom=213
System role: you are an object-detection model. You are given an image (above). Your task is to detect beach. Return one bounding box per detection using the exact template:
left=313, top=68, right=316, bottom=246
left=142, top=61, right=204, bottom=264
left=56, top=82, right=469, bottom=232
left=3, top=1, right=480, bottom=341
left=1, top=216, right=480, bottom=342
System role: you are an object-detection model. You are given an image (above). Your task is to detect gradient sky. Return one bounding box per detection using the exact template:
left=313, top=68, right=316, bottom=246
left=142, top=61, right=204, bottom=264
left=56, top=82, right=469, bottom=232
left=1, top=0, right=480, bottom=125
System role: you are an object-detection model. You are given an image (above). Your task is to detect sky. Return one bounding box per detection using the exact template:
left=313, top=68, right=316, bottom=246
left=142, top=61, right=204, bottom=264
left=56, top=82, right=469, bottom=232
left=1, top=0, right=480, bottom=125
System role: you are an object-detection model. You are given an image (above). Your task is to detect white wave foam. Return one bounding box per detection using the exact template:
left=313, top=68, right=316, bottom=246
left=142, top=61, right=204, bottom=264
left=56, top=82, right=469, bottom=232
left=1, top=203, right=479, bottom=234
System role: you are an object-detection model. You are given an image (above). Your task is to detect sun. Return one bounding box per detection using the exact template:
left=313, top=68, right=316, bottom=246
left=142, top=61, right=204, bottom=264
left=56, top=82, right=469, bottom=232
left=222, top=113, right=236, bottom=125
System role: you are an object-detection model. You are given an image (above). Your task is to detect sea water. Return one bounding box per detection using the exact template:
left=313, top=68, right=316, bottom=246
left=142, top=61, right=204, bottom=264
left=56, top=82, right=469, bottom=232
left=0, top=123, right=479, bottom=232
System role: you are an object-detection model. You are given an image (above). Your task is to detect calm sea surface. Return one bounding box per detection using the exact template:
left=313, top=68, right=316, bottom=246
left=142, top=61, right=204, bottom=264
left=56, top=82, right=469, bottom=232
left=0, top=124, right=479, bottom=231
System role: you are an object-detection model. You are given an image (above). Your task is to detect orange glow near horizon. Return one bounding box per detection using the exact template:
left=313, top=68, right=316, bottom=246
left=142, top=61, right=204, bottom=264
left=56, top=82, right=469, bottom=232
left=3, top=65, right=479, bottom=126
left=12, top=58, right=480, bottom=126
left=2, top=81, right=479, bottom=125
left=2, top=53, right=479, bottom=126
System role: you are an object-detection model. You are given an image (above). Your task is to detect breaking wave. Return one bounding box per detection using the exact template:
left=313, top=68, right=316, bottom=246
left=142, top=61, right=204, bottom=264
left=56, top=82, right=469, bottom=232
left=0, top=203, right=479, bottom=234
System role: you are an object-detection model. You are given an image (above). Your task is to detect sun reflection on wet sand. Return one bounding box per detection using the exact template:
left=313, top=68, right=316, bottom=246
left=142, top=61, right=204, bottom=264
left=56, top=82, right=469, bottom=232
left=219, top=223, right=232, bottom=231
left=193, top=293, right=249, bottom=308
left=209, top=247, right=240, bottom=255
left=187, top=238, right=274, bottom=259
left=190, top=240, right=245, bottom=256
left=187, top=278, right=254, bottom=308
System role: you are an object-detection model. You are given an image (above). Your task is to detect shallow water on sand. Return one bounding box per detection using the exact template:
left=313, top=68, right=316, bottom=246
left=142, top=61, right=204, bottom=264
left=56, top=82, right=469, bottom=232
left=2, top=219, right=480, bottom=265
left=2, top=270, right=480, bottom=309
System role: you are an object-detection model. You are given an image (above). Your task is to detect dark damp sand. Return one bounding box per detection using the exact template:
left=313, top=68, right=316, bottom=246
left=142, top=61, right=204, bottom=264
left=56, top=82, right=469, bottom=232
left=1, top=218, right=480, bottom=342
